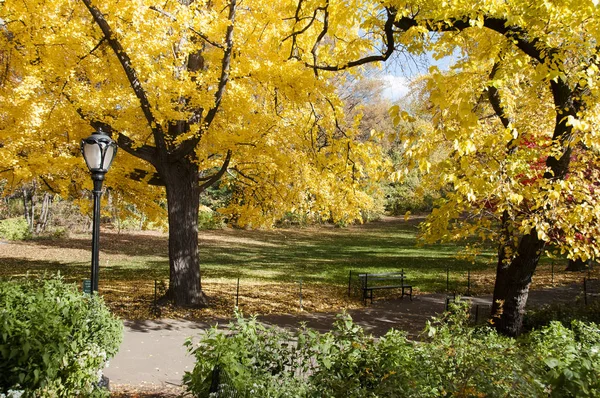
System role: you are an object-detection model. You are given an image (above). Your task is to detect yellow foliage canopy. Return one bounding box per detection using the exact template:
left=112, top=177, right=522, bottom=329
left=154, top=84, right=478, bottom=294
left=0, top=0, right=387, bottom=227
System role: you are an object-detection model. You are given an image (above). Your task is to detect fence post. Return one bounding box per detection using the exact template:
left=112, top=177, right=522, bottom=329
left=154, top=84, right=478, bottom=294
left=364, top=273, right=368, bottom=305
left=235, top=277, right=240, bottom=308
left=299, top=279, right=303, bottom=311
left=466, top=269, right=471, bottom=296
left=348, top=270, right=352, bottom=296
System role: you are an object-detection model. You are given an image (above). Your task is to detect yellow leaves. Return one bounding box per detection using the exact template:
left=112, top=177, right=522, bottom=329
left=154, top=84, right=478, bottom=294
left=468, top=14, right=484, bottom=29
left=565, top=115, right=591, bottom=133
left=0, top=0, right=389, bottom=231
left=453, top=139, right=476, bottom=155
left=508, top=193, right=523, bottom=205
left=411, top=156, right=429, bottom=174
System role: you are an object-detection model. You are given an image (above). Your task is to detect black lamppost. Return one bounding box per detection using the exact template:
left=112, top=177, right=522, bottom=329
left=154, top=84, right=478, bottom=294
left=81, top=128, right=117, bottom=292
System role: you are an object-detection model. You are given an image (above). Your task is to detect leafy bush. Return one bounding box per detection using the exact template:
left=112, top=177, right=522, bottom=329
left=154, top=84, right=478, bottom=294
left=184, top=303, right=600, bottom=397
left=0, top=217, right=31, bottom=240
left=183, top=313, right=313, bottom=397
left=0, top=277, right=123, bottom=397
left=383, top=180, right=436, bottom=216
left=275, top=211, right=312, bottom=227
left=527, top=321, right=600, bottom=396
left=198, top=207, right=225, bottom=230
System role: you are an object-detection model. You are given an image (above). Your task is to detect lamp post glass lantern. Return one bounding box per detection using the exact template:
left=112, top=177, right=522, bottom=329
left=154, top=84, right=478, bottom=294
left=81, top=128, right=117, bottom=293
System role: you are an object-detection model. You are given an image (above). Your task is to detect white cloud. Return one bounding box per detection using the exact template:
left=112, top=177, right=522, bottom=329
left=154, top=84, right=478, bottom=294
left=379, top=74, right=411, bottom=101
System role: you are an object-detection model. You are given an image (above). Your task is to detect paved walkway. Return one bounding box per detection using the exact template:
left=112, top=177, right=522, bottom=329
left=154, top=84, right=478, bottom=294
left=105, top=284, right=583, bottom=394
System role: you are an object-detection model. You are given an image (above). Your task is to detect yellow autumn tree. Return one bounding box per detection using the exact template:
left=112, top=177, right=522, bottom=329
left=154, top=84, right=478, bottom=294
left=0, top=0, right=387, bottom=306
left=289, top=0, right=600, bottom=335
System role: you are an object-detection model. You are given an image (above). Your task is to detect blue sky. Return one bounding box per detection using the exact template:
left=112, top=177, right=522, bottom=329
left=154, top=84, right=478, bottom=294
left=378, top=52, right=456, bottom=101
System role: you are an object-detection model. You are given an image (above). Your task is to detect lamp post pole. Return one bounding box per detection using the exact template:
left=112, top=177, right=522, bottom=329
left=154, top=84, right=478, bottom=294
left=81, top=128, right=117, bottom=293
left=90, top=175, right=104, bottom=292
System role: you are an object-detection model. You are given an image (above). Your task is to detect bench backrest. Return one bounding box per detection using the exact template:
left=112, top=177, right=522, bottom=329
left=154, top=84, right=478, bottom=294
left=358, top=272, right=406, bottom=287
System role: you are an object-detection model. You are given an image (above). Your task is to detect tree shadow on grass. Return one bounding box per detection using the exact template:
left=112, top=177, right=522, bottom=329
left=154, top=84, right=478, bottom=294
left=19, top=232, right=169, bottom=257
left=0, top=257, right=170, bottom=283
left=0, top=257, right=88, bottom=279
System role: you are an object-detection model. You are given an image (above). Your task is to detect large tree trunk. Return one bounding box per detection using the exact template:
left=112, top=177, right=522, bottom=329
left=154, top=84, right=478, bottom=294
left=161, top=159, right=208, bottom=307
left=491, top=228, right=545, bottom=337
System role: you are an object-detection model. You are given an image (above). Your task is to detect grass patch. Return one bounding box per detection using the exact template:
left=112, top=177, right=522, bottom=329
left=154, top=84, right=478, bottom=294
left=0, top=217, right=594, bottom=319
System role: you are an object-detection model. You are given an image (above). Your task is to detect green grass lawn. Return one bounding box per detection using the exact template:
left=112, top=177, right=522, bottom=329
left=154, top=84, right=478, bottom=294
left=0, top=216, right=584, bottom=318
left=198, top=217, right=496, bottom=291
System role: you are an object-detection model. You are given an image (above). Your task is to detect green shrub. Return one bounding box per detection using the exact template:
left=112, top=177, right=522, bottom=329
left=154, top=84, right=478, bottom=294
left=0, top=276, right=123, bottom=397
left=307, top=314, right=412, bottom=397
left=183, top=312, right=313, bottom=397
left=198, top=208, right=225, bottom=230
left=275, top=211, right=312, bottom=227
left=526, top=321, right=600, bottom=396
left=184, top=303, right=600, bottom=397
left=383, top=181, right=436, bottom=216
left=0, top=217, right=31, bottom=240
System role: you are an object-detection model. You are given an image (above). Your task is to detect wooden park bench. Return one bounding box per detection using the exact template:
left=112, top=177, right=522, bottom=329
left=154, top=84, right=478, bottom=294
left=584, top=277, right=600, bottom=305
left=349, top=270, right=412, bottom=305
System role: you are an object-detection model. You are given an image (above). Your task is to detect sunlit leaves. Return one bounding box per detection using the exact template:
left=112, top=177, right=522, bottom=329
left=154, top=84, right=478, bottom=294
left=384, top=0, right=600, bottom=262
left=0, top=0, right=385, bottom=228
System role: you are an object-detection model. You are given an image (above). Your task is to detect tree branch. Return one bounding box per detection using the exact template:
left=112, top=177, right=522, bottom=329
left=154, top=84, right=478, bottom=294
left=284, top=0, right=327, bottom=60
left=65, top=93, right=159, bottom=166
left=230, top=167, right=258, bottom=184
left=486, top=62, right=518, bottom=154
left=149, top=6, right=225, bottom=49
left=80, top=0, right=167, bottom=156
left=306, top=7, right=399, bottom=71
left=393, top=15, right=546, bottom=64
left=128, top=168, right=164, bottom=186
left=114, top=130, right=159, bottom=166
left=171, top=0, right=237, bottom=160
left=39, top=176, right=59, bottom=194
left=199, top=150, right=232, bottom=192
